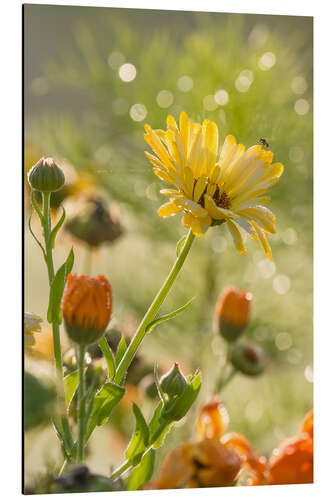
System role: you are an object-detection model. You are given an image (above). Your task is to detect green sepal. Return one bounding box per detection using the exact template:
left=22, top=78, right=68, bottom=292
left=125, top=403, right=149, bottom=461
left=145, top=296, right=196, bottom=334
left=161, top=370, right=202, bottom=422
left=127, top=449, right=155, bottom=491
left=47, top=247, right=74, bottom=324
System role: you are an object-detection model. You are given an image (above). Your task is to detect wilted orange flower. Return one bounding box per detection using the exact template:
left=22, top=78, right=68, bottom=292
left=144, top=439, right=241, bottom=489
left=62, top=274, right=112, bottom=345
left=248, top=409, right=313, bottom=486
left=214, top=286, right=252, bottom=341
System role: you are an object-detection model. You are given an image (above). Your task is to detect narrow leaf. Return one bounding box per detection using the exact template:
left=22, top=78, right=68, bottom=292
left=28, top=215, right=45, bottom=256
left=115, top=335, right=127, bottom=366
left=176, top=235, right=186, bottom=256
left=50, top=205, right=66, bottom=248
left=86, top=382, right=125, bottom=439
left=127, top=449, right=155, bottom=491
left=99, top=336, right=116, bottom=380
left=145, top=296, right=196, bottom=334
left=64, top=370, right=79, bottom=408
left=47, top=247, right=74, bottom=324
left=125, top=403, right=149, bottom=461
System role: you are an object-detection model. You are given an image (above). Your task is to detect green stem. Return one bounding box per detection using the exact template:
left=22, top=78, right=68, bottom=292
left=40, top=192, right=74, bottom=457
left=110, top=459, right=133, bottom=481
left=42, top=192, right=62, bottom=375
left=113, top=229, right=195, bottom=385
left=76, top=344, right=86, bottom=463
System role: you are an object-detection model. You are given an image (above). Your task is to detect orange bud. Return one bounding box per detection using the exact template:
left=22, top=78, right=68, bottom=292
left=62, top=274, right=112, bottom=345
left=214, top=286, right=252, bottom=342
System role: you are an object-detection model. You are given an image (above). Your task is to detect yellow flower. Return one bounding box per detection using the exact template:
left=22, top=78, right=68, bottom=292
left=24, top=312, right=42, bottom=352
left=144, top=111, right=284, bottom=260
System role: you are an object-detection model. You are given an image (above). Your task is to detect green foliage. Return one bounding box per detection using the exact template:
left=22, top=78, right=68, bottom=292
left=125, top=403, right=149, bottom=462
left=86, top=382, right=125, bottom=439
left=127, top=449, right=155, bottom=491
left=64, top=369, right=79, bottom=408
left=115, top=335, right=127, bottom=366
left=24, top=372, right=55, bottom=430
left=47, top=247, right=74, bottom=324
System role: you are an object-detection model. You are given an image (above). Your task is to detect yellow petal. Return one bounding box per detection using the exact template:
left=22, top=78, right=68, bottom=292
left=252, top=222, right=273, bottom=261
left=237, top=207, right=276, bottom=234
left=183, top=167, right=194, bottom=198
left=204, top=195, right=233, bottom=220
left=227, top=220, right=247, bottom=255
left=193, top=175, right=207, bottom=202
left=167, top=114, right=178, bottom=130
left=153, top=167, right=180, bottom=188
left=203, top=120, right=218, bottom=175
left=160, top=188, right=183, bottom=198
left=157, top=201, right=183, bottom=217
left=144, top=125, right=175, bottom=172
left=179, top=111, right=189, bottom=158
left=182, top=213, right=211, bottom=237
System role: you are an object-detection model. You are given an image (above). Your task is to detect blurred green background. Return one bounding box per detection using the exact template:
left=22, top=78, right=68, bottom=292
left=24, top=4, right=313, bottom=486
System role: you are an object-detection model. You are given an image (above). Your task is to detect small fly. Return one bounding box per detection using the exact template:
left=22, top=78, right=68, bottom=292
left=258, top=138, right=270, bottom=148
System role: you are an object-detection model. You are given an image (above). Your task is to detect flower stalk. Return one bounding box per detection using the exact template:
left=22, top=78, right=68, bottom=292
left=114, top=228, right=195, bottom=385
left=76, top=344, right=86, bottom=463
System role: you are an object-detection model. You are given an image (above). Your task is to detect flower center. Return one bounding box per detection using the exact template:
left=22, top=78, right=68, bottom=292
left=213, top=188, right=231, bottom=210
left=194, top=180, right=231, bottom=210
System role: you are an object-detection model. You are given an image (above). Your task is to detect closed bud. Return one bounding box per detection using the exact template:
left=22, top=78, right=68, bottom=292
left=65, top=197, right=123, bottom=247
left=230, top=342, right=265, bottom=376
left=62, top=274, right=112, bottom=345
left=214, top=286, right=252, bottom=342
left=160, top=363, right=188, bottom=399
left=28, top=157, right=65, bottom=193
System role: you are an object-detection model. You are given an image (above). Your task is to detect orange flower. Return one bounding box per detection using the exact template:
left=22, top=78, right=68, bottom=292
left=222, top=433, right=268, bottom=484
left=196, top=399, right=230, bottom=441
left=144, top=439, right=241, bottom=489
left=247, top=409, right=314, bottom=486
left=214, top=286, right=252, bottom=341
left=62, top=274, right=112, bottom=345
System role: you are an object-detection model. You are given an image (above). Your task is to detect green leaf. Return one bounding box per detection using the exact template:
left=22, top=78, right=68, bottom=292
left=47, top=247, right=74, bottom=324
left=125, top=403, right=149, bottom=461
left=64, top=370, right=79, bottom=408
left=115, top=335, right=127, bottom=366
left=145, top=296, right=196, bottom=334
left=98, top=336, right=116, bottom=380
left=127, top=449, right=155, bottom=491
left=147, top=402, right=170, bottom=447
left=86, top=382, right=125, bottom=439
left=28, top=215, right=46, bottom=257
left=50, top=205, right=66, bottom=248
left=176, top=235, right=186, bottom=256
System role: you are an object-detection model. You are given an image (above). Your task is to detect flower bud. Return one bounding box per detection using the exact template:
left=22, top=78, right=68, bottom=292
left=230, top=342, right=265, bottom=376
left=214, top=286, right=252, bottom=342
left=62, top=274, right=112, bottom=345
left=28, top=157, right=65, bottom=193
left=65, top=197, right=123, bottom=248
left=160, top=363, right=188, bottom=399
